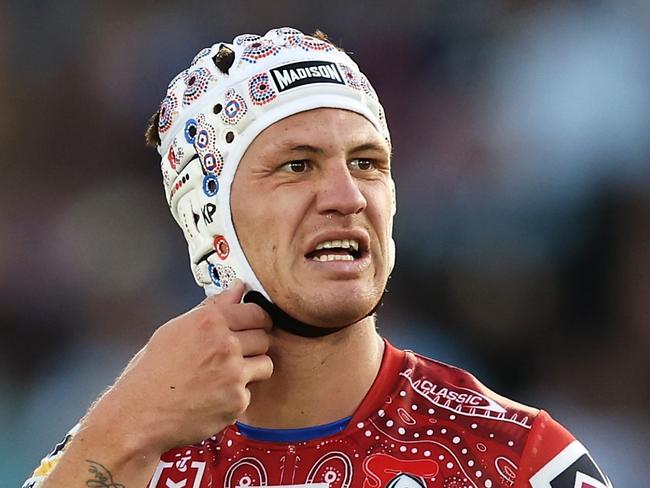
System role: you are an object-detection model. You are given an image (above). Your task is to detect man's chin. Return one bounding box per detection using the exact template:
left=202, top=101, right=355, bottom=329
left=281, top=291, right=381, bottom=329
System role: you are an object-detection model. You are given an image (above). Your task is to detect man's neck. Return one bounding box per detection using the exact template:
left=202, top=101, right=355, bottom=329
left=239, top=317, right=385, bottom=429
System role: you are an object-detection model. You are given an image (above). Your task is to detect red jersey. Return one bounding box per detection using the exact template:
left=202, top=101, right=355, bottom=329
left=24, top=341, right=612, bottom=488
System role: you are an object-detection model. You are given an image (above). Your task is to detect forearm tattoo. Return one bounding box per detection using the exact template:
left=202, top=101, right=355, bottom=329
left=85, top=460, right=126, bottom=488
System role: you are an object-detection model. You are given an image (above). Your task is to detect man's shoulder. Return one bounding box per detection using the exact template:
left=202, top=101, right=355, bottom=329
left=393, top=346, right=612, bottom=487
left=399, top=347, right=540, bottom=425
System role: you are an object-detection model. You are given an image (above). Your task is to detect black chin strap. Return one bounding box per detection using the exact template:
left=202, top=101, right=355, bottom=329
left=243, top=290, right=384, bottom=338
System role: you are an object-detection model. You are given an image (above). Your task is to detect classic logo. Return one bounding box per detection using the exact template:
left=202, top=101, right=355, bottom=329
left=401, top=368, right=507, bottom=415
left=529, top=441, right=612, bottom=488
left=270, top=61, right=345, bottom=93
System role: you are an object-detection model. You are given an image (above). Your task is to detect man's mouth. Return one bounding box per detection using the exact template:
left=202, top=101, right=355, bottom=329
left=305, top=239, right=363, bottom=262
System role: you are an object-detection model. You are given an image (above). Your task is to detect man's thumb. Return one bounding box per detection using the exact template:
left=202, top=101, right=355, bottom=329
left=219, top=279, right=245, bottom=304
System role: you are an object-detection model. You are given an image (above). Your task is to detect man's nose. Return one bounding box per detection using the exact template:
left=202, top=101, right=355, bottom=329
left=315, top=162, right=367, bottom=216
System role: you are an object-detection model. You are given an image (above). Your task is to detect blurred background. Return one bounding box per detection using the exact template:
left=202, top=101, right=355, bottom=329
left=2, top=0, right=648, bottom=485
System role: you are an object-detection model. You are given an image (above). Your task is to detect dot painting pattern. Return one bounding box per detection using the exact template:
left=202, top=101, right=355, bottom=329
left=273, top=27, right=303, bottom=40
left=192, top=114, right=224, bottom=176
left=145, top=347, right=561, bottom=488
left=183, top=67, right=213, bottom=106
left=248, top=72, right=277, bottom=106
left=338, top=63, right=362, bottom=91
left=359, top=73, right=378, bottom=101
left=233, top=34, right=261, bottom=46
left=211, top=263, right=235, bottom=288
left=160, top=161, right=172, bottom=189
left=191, top=47, right=212, bottom=66
left=158, top=94, right=178, bottom=133
left=195, top=128, right=211, bottom=150
left=201, top=151, right=223, bottom=176
left=299, top=35, right=337, bottom=52
left=167, top=68, right=188, bottom=92
left=240, top=39, right=281, bottom=64
left=221, top=89, right=248, bottom=125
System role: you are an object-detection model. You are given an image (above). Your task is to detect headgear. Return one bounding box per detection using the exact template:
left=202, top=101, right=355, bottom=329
left=155, top=28, right=393, bottom=332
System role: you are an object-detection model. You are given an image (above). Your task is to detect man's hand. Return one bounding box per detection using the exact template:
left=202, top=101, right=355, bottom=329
left=41, top=279, right=272, bottom=488
left=98, top=278, right=273, bottom=451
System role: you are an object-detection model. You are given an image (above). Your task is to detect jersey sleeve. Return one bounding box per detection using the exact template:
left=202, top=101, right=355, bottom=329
left=516, top=410, right=613, bottom=488
left=21, top=423, right=80, bottom=488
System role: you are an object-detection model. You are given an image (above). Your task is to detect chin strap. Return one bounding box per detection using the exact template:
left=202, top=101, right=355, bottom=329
left=242, top=290, right=385, bottom=338
left=243, top=291, right=345, bottom=337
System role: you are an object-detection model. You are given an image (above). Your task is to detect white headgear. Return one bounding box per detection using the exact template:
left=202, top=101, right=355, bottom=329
left=156, top=27, right=392, bottom=300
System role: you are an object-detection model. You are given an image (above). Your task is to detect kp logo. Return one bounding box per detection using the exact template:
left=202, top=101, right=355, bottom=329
left=529, top=441, right=612, bottom=488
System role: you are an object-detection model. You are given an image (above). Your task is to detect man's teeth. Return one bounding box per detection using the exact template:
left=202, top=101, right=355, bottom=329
left=314, top=239, right=359, bottom=252
left=312, top=254, right=355, bottom=262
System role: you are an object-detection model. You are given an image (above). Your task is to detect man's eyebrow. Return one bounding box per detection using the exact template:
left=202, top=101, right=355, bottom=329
left=279, top=142, right=388, bottom=154
left=283, top=144, right=325, bottom=154
left=348, top=142, right=388, bottom=153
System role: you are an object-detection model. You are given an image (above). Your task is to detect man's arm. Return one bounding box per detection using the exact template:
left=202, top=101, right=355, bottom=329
left=36, top=409, right=161, bottom=488
left=25, top=280, right=273, bottom=488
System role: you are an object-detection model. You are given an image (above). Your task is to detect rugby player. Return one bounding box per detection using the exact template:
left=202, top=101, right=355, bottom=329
left=24, top=28, right=612, bottom=488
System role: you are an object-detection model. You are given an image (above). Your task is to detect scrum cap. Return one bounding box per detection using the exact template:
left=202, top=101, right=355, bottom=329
left=154, top=27, right=391, bottom=302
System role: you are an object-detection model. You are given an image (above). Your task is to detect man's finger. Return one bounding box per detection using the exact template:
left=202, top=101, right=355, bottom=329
left=197, top=279, right=245, bottom=308
left=243, top=355, right=274, bottom=383
left=235, top=329, right=271, bottom=357
left=228, top=303, right=273, bottom=332
left=220, top=279, right=245, bottom=304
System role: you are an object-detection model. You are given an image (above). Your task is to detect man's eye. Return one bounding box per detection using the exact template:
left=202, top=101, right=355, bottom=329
left=280, top=160, right=308, bottom=173
left=350, top=159, right=374, bottom=171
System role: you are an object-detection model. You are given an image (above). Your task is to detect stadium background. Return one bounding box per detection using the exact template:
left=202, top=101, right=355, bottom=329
left=1, top=1, right=649, bottom=485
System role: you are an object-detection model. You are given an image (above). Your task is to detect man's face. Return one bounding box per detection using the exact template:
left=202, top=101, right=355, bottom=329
left=231, top=108, right=393, bottom=328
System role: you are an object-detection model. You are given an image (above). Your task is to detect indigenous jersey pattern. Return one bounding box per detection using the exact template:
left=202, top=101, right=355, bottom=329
left=22, top=342, right=612, bottom=488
